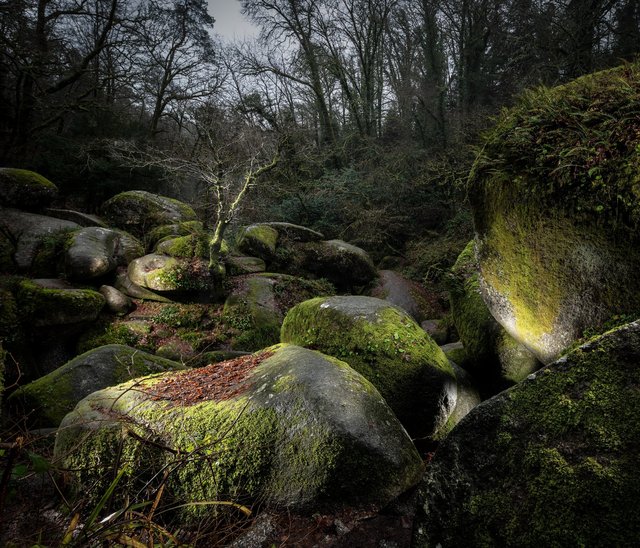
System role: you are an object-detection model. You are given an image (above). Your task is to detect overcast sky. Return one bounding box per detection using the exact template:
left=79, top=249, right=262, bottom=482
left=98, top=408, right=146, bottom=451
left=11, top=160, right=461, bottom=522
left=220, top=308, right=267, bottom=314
left=207, top=0, right=258, bottom=41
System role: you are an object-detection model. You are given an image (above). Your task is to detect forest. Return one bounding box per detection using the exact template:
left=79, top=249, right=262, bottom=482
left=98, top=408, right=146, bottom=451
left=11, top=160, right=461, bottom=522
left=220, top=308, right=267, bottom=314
left=1, top=0, right=640, bottom=546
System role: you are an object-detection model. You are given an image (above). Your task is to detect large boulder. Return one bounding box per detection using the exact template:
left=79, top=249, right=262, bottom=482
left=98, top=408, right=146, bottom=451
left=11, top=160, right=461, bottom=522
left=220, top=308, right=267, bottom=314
left=100, top=191, right=198, bottom=239
left=281, top=296, right=458, bottom=438
left=469, top=62, right=640, bottom=363
left=0, top=209, right=79, bottom=274
left=54, top=344, right=423, bottom=519
left=449, top=241, right=541, bottom=391
left=145, top=221, right=204, bottom=251
left=9, top=344, right=185, bottom=428
left=237, top=224, right=279, bottom=261
left=15, top=278, right=105, bottom=326
left=0, top=168, right=58, bottom=211
left=370, top=270, right=440, bottom=323
left=224, top=274, right=335, bottom=351
left=297, top=240, right=377, bottom=289
left=127, top=254, right=213, bottom=293
left=114, top=270, right=172, bottom=303
left=413, top=320, right=640, bottom=547
left=64, top=227, right=143, bottom=280
left=260, top=222, right=324, bottom=242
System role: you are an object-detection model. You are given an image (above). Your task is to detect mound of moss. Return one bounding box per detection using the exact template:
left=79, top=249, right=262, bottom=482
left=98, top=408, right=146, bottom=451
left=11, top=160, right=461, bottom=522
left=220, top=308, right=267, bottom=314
left=281, top=295, right=457, bottom=438
left=54, top=344, right=423, bottom=520
left=413, top=319, right=640, bottom=547
left=469, top=62, right=640, bottom=363
left=0, top=168, right=58, bottom=211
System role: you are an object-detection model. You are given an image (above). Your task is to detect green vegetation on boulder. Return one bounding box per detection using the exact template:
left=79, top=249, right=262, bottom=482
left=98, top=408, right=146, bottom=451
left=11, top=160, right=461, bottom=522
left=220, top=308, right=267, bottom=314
left=469, top=62, right=640, bottom=363
left=449, top=241, right=540, bottom=390
left=10, top=344, right=185, bottom=427
left=100, top=190, right=198, bottom=239
left=0, top=168, right=58, bottom=211
left=237, top=224, right=279, bottom=262
left=0, top=209, right=78, bottom=274
left=281, top=295, right=456, bottom=438
left=413, top=319, right=640, bottom=547
left=146, top=221, right=204, bottom=250
left=15, top=279, right=105, bottom=326
left=54, top=344, right=423, bottom=519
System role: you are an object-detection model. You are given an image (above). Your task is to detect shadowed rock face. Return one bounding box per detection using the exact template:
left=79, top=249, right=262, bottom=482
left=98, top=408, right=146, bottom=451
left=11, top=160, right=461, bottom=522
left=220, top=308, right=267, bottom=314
left=0, top=168, right=58, bottom=211
left=54, top=344, right=423, bottom=520
left=413, top=320, right=640, bottom=547
left=468, top=63, right=640, bottom=364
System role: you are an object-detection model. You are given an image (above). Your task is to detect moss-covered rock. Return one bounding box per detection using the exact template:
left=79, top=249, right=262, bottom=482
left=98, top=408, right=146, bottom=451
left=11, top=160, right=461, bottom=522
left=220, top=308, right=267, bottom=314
left=15, top=279, right=105, bottom=326
left=0, top=209, right=79, bottom=275
left=449, top=241, right=541, bottom=390
left=0, top=168, right=58, bottom=211
left=413, top=319, right=640, bottom=547
left=54, top=344, right=423, bottom=518
left=225, top=255, right=266, bottom=275
left=43, top=208, right=108, bottom=227
left=469, top=62, right=640, bottom=363
left=114, top=271, right=173, bottom=303
left=100, top=191, right=198, bottom=239
left=145, top=221, right=204, bottom=251
left=299, top=240, right=377, bottom=289
left=369, top=270, right=441, bottom=323
left=237, top=224, right=279, bottom=262
left=64, top=227, right=120, bottom=280
left=9, top=344, right=185, bottom=427
left=281, top=295, right=457, bottom=438
left=155, top=232, right=226, bottom=260
left=127, top=254, right=213, bottom=293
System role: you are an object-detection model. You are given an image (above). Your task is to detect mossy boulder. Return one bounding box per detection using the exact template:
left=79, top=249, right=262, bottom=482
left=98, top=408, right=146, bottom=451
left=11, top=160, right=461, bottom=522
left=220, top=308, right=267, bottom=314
left=225, top=255, right=267, bottom=275
left=413, top=319, right=640, bottom=547
left=9, top=344, right=185, bottom=428
left=369, top=270, right=440, bottom=323
left=43, top=208, right=108, bottom=227
left=224, top=274, right=335, bottom=352
left=449, top=241, right=541, bottom=390
left=54, top=344, right=423, bottom=518
left=260, top=222, right=324, bottom=242
left=15, top=279, right=105, bottom=326
left=100, top=191, right=198, bottom=239
left=155, top=233, right=227, bottom=259
left=0, top=168, right=58, bottom=211
left=0, top=209, right=79, bottom=274
left=128, top=254, right=213, bottom=293
left=469, top=62, right=640, bottom=363
left=146, top=221, right=204, bottom=250
left=299, top=240, right=377, bottom=289
left=64, top=227, right=143, bottom=280
left=237, top=224, right=279, bottom=262
left=281, top=296, right=457, bottom=438
left=114, top=271, right=173, bottom=303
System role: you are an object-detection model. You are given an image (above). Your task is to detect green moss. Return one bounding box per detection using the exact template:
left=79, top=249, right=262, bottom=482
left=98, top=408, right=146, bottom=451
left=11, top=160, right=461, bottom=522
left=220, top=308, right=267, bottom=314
left=237, top=225, right=279, bottom=260
left=281, top=297, right=453, bottom=434
left=470, top=62, right=640, bottom=234
left=146, top=221, right=204, bottom=249
left=30, top=228, right=75, bottom=277
left=0, top=168, right=57, bottom=197
left=77, top=322, right=144, bottom=354
left=15, top=280, right=105, bottom=325
left=456, top=328, right=640, bottom=546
